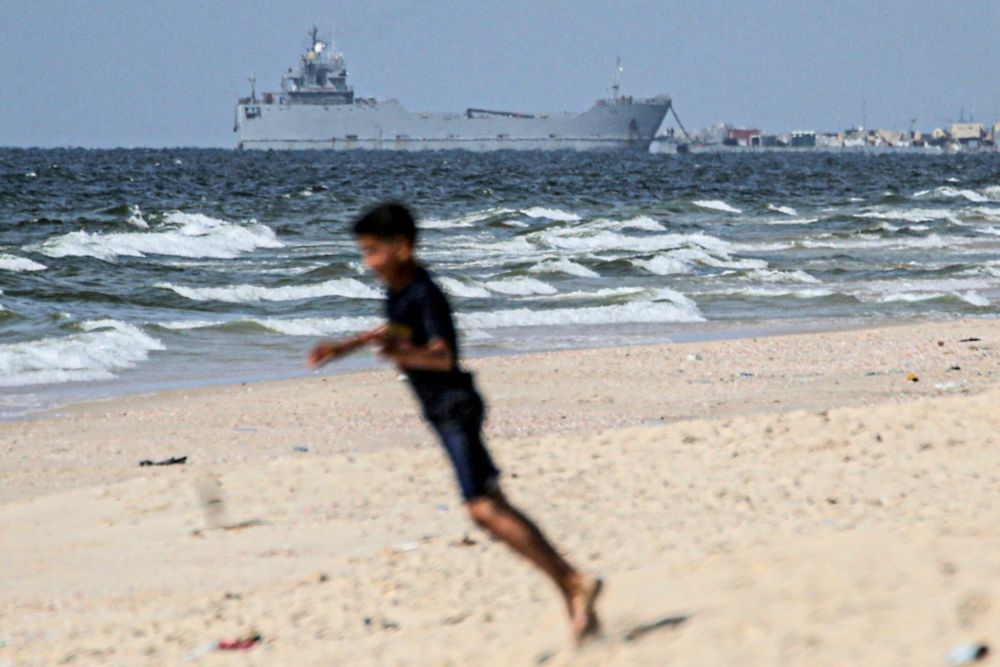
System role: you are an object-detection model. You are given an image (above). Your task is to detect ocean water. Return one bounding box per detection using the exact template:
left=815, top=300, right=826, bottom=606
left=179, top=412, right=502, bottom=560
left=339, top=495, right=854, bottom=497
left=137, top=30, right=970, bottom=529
left=1, top=148, right=999, bottom=418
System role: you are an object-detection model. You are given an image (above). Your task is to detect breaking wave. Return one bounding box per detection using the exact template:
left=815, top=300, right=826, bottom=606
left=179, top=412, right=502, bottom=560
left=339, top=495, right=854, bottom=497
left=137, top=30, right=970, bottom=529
left=35, top=212, right=283, bottom=261
left=521, top=207, right=581, bottom=222
left=0, top=253, right=46, bottom=272
left=767, top=204, right=798, bottom=216
left=155, top=278, right=382, bottom=303
left=693, top=200, right=742, bottom=214
left=0, top=320, right=164, bottom=387
left=528, top=258, right=600, bottom=278
left=460, top=296, right=704, bottom=329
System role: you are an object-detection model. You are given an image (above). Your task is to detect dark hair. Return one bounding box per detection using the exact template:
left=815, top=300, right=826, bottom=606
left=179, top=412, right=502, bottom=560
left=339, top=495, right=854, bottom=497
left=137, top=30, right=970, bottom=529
left=352, top=202, right=417, bottom=244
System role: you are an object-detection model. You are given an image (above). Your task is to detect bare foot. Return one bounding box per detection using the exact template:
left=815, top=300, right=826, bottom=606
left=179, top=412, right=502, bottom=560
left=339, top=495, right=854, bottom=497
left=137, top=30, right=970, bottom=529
left=568, top=575, right=603, bottom=644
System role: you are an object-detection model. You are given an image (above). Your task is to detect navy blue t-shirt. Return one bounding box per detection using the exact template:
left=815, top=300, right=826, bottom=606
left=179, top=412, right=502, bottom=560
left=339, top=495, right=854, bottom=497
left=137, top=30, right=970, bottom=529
left=385, top=265, right=475, bottom=408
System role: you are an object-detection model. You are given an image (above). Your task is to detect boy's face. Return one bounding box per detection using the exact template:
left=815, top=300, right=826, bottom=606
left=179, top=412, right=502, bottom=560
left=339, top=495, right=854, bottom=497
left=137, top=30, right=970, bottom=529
left=356, top=234, right=414, bottom=284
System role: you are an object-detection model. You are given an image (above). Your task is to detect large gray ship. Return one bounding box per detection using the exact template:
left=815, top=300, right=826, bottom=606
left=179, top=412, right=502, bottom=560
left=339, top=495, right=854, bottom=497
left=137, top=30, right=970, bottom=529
left=234, top=28, right=671, bottom=151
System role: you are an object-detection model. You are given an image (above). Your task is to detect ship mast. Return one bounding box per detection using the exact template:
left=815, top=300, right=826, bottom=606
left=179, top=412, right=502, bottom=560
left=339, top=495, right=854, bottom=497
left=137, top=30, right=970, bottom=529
left=611, top=56, right=623, bottom=98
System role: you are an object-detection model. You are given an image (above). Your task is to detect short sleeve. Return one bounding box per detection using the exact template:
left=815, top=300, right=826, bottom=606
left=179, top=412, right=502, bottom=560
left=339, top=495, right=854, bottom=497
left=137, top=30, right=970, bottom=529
left=420, top=284, right=457, bottom=349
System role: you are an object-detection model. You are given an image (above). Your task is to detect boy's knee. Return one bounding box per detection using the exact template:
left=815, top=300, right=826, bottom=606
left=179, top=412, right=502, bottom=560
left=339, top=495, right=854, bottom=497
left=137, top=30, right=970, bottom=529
left=467, top=497, right=502, bottom=528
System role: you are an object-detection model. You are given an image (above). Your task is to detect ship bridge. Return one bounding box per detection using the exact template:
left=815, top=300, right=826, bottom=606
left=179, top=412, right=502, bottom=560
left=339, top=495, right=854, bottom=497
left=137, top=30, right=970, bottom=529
left=279, top=27, right=354, bottom=105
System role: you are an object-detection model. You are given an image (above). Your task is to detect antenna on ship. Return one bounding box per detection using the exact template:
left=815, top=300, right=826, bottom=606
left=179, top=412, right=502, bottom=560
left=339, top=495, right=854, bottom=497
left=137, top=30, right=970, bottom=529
left=611, top=56, right=623, bottom=98
left=248, top=74, right=257, bottom=103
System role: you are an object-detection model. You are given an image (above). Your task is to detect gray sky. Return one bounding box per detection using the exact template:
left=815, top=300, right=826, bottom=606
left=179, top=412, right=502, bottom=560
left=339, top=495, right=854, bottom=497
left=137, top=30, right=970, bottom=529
left=2, top=1, right=998, bottom=148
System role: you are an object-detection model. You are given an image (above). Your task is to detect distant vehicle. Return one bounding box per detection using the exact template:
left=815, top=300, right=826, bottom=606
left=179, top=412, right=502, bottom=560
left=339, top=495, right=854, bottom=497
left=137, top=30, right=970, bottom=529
left=234, top=27, right=671, bottom=151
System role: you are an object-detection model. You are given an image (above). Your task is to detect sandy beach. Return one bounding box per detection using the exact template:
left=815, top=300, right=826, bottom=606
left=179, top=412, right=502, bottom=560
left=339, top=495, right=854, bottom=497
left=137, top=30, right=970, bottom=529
left=2, top=318, right=999, bottom=665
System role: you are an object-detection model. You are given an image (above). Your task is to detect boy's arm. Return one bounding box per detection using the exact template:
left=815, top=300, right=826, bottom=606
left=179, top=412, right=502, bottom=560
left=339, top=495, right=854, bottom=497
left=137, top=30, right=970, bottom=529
left=307, top=324, right=387, bottom=368
left=379, top=336, right=455, bottom=372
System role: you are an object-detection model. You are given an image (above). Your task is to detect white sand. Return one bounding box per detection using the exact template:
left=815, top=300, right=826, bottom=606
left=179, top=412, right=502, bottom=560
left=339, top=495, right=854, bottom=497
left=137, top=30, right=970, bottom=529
left=1, top=319, right=998, bottom=665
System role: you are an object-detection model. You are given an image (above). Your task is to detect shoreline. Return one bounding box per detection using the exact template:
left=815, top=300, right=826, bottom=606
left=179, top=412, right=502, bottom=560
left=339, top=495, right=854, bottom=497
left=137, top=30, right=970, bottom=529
left=1, top=314, right=930, bottom=424
left=2, top=317, right=999, bottom=664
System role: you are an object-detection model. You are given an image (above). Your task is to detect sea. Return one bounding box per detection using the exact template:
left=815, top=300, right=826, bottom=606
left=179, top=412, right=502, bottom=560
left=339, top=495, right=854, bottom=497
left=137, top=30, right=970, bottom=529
left=1, top=148, right=999, bottom=418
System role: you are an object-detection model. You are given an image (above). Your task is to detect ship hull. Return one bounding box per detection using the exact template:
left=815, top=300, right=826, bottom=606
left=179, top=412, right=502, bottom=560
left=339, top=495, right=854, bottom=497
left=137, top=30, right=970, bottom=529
left=234, top=98, right=670, bottom=151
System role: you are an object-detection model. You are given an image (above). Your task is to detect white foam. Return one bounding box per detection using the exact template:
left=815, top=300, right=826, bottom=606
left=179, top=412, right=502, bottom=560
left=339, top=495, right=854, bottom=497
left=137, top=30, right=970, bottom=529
left=459, top=297, right=704, bottom=329
left=693, top=200, right=742, bottom=214
left=708, top=286, right=835, bottom=299
left=537, top=287, right=647, bottom=301
left=537, top=229, right=736, bottom=258
left=0, top=253, right=46, bottom=272
left=0, top=319, right=164, bottom=387
left=730, top=241, right=796, bottom=251
left=801, top=233, right=952, bottom=250
left=759, top=217, right=820, bottom=226
left=126, top=205, right=149, bottom=229
left=590, top=216, right=666, bottom=232
left=914, top=186, right=989, bottom=203
left=970, top=206, right=1000, bottom=220
left=666, top=246, right=768, bottom=270
left=876, top=291, right=989, bottom=306
left=958, top=292, right=991, bottom=307
left=984, top=186, right=1000, bottom=201
left=633, top=255, right=692, bottom=275
left=157, top=319, right=222, bottom=331
left=855, top=208, right=960, bottom=224
left=155, top=278, right=381, bottom=303
left=963, top=263, right=1000, bottom=279
left=745, top=269, right=820, bottom=284
left=528, top=258, right=599, bottom=278
left=252, top=316, right=382, bottom=336
left=438, top=277, right=491, bottom=298
left=422, top=208, right=516, bottom=229
left=851, top=278, right=995, bottom=307
left=767, top=204, right=798, bottom=216
left=483, top=277, right=557, bottom=296
left=36, top=211, right=283, bottom=261
left=521, top=207, right=581, bottom=222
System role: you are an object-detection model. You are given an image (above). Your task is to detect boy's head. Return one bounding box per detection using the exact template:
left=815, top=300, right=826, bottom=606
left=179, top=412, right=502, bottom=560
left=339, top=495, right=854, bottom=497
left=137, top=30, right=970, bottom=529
left=352, top=202, right=418, bottom=285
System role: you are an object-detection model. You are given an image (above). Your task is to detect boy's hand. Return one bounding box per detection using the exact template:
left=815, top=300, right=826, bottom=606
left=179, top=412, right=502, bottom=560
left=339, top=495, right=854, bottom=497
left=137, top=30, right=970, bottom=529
left=307, top=325, right=389, bottom=369
left=307, top=342, right=343, bottom=368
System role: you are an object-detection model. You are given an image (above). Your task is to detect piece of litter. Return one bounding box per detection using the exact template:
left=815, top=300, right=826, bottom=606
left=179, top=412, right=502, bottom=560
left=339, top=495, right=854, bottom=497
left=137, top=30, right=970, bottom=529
left=947, top=642, right=989, bottom=665
left=686, top=354, right=702, bottom=361
left=959, top=337, right=981, bottom=343
left=396, top=542, right=420, bottom=553
left=452, top=535, right=477, bottom=547
left=739, top=372, right=754, bottom=378
left=934, top=382, right=959, bottom=390
left=217, top=633, right=261, bottom=651
left=139, top=456, right=187, bottom=467
left=292, top=446, right=309, bottom=453
left=906, top=372, right=919, bottom=383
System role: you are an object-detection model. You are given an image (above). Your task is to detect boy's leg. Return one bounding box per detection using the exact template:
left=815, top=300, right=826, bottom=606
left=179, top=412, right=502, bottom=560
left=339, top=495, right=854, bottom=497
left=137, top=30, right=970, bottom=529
left=467, top=492, right=601, bottom=641
left=433, top=395, right=601, bottom=641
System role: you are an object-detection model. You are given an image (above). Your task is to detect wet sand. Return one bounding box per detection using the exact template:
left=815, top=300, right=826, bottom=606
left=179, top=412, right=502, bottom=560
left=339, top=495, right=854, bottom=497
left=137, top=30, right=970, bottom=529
left=1, top=319, right=999, bottom=665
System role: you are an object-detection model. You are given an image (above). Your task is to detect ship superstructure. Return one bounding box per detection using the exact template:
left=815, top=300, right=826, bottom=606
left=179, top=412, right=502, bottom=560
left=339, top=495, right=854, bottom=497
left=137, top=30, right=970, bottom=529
left=235, top=27, right=671, bottom=151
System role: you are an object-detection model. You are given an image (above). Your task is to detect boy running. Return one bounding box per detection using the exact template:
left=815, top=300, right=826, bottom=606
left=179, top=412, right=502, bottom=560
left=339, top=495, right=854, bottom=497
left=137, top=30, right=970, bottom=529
left=307, top=202, right=601, bottom=642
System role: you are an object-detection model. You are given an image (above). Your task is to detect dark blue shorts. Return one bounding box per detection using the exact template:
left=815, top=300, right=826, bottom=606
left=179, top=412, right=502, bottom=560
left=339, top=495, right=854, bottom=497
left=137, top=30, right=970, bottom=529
left=422, top=384, right=500, bottom=501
